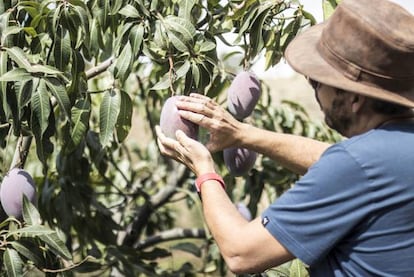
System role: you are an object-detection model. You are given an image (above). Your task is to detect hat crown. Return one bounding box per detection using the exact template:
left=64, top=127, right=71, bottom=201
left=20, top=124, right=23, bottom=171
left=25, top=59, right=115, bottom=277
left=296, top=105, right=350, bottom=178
left=319, top=0, right=414, bottom=89
left=285, top=0, right=414, bottom=107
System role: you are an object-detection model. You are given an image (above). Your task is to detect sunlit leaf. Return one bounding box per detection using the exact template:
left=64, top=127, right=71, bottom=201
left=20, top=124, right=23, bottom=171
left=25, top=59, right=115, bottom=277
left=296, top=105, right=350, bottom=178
left=4, top=47, right=32, bottom=70
left=22, top=195, right=41, bottom=226
left=119, top=4, right=140, bottom=18
left=0, top=68, right=31, bottom=82
left=8, top=225, right=54, bottom=237
left=163, top=15, right=196, bottom=43
left=178, top=0, right=196, bottom=19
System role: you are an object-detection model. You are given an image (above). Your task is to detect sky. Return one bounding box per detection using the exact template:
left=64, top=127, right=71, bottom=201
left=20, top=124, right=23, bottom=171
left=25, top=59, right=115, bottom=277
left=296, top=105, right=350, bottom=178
left=251, top=0, right=414, bottom=78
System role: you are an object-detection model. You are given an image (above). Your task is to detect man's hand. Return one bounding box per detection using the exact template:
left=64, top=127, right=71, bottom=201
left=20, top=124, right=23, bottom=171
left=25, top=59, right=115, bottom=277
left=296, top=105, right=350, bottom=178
left=175, top=93, right=247, bottom=153
left=155, top=126, right=216, bottom=176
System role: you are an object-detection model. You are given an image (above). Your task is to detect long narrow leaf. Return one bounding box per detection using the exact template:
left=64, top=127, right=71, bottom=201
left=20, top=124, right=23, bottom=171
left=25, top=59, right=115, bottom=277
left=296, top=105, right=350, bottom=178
left=3, top=248, right=23, bottom=277
left=8, top=225, right=55, bottom=237
left=0, top=68, right=32, bottom=82
left=10, top=241, right=43, bottom=265
left=99, top=89, right=121, bottom=147
left=22, top=195, right=41, bottom=226
left=31, top=79, right=51, bottom=135
left=115, top=90, right=132, bottom=142
left=70, top=98, right=90, bottom=148
left=4, top=47, right=32, bottom=70
left=44, top=77, right=70, bottom=118
left=40, top=231, right=72, bottom=260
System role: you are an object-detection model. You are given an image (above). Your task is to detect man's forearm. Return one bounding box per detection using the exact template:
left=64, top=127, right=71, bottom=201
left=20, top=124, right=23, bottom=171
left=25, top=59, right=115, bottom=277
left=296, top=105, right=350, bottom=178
left=238, top=124, right=331, bottom=175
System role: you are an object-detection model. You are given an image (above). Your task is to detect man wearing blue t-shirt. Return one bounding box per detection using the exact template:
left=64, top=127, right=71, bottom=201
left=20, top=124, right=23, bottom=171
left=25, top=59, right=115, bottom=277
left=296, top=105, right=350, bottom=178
left=156, top=0, right=414, bottom=275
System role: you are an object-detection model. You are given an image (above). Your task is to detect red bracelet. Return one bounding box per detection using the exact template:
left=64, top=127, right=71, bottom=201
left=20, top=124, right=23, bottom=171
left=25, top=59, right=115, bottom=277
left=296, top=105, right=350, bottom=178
left=195, top=173, right=226, bottom=193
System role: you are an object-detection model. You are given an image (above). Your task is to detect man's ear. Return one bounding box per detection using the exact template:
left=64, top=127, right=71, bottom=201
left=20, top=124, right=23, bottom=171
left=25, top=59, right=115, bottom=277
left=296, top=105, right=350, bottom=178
left=351, top=93, right=366, bottom=113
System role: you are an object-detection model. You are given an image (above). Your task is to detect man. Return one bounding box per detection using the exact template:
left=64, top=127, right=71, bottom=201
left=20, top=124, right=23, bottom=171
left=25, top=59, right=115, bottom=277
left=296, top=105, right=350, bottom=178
left=156, top=0, right=414, bottom=275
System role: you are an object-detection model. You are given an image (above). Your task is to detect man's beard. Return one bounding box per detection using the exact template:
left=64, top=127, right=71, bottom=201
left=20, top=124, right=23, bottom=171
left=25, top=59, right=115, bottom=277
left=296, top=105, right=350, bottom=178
left=324, top=96, right=352, bottom=136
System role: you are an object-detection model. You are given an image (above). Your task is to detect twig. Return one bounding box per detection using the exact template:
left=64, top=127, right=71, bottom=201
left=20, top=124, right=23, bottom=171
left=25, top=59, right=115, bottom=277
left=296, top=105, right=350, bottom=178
left=42, top=255, right=96, bottom=273
left=122, top=164, right=191, bottom=246
left=168, top=55, right=176, bottom=96
left=86, top=57, right=114, bottom=79
left=135, top=228, right=207, bottom=250
left=9, top=136, right=32, bottom=170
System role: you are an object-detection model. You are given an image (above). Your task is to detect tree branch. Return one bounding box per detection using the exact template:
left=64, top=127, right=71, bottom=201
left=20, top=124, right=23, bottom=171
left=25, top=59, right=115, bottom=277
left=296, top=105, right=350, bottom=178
left=122, top=164, right=192, bottom=246
left=10, top=136, right=33, bottom=170
left=86, top=58, right=114, bottom=79
left=134, top=228, right=207, bottom=250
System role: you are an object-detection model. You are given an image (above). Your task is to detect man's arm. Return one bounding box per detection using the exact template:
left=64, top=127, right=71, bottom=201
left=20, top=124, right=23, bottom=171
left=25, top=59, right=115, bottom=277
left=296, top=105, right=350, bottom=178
left=200, top=179, right=295, bottom=274
left=238, top=123, right=330, bottom=175
left=156, top=127, right=295, bottom=274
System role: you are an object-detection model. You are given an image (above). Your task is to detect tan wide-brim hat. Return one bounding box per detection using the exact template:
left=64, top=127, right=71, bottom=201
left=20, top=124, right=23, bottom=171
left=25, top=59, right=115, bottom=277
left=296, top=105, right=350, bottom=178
left=285, top=0, right=414, bottom=108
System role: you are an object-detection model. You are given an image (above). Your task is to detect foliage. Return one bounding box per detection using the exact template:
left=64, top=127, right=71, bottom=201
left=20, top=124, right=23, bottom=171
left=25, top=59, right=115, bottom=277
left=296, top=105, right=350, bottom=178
left=0, top=0, right=339, bottom=276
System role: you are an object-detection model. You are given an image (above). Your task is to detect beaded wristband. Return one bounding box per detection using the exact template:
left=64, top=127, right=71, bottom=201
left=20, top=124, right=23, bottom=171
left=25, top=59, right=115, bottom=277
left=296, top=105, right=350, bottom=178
left=195, top=173, right=226, bottom=194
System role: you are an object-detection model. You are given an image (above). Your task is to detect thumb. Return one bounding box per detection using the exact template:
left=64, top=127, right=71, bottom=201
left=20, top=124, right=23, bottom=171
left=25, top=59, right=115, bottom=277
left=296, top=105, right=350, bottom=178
left=175, top=130, right=191, bottom=144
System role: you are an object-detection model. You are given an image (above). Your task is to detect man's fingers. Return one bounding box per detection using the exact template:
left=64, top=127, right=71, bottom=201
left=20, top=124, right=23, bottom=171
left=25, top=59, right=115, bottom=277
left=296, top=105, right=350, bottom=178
left=178, top=110, right=210, bottom=127
left=189, top=93, right=211, bottom=101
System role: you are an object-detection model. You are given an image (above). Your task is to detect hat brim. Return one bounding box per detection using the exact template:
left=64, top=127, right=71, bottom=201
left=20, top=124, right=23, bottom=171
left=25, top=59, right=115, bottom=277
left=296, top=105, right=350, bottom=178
left=285, top=23, right=414, bottom=108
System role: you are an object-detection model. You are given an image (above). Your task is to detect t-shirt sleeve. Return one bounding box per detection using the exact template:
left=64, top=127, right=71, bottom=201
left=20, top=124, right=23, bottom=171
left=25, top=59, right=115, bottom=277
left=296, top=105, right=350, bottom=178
left=261, top=144, right=373, bottom=265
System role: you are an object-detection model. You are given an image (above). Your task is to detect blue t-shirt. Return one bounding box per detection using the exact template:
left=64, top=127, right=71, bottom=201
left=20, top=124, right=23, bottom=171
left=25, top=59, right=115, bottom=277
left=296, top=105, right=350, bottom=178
left=262, top=121, right=414, bottom=276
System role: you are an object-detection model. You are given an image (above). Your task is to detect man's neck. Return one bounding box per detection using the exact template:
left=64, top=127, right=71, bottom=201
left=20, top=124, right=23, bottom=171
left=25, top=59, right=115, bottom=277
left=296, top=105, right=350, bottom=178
left=347, top=110, right=414, bottom=137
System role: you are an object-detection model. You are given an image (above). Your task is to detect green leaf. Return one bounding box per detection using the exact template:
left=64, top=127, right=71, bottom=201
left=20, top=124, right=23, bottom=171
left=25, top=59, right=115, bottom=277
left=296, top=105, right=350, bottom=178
left=4, top=47, right=32, bottom=70
left=0, top=68, right=32, bottom=82
left=114, top=41, right=132, bottom=82
left=3, top=248, right=23, bottom=277
left=70, top=98, right=90, bottom=149
left=72, top=5, right=90, bottom=47
left=54, top=27, right=72, bottom=71
left=39, top=231, right=72, bottom=260
left=151, top=73, right=171, bottom=90
left=2, top=26, right=22, bottom=39
left=289, top=259, right=309, bottom=277
left=10, top=241, right=43, bottom=266
left=250, top=5, right=272, bottom=58
left=323, top=0, right=340, bottom=20
left=129, top=24, right=144, bottom=58
left=31, top=79, right=51, bottom=135
left=119, top=4, right=140, bottom=18
left=191, top=62, right=200, bottom=87
left=167, top=30, right=189, bottom=52
left=0, top=51, right=8, bottom=97
left=8, top=225, right=54, bottom=237
left=44, top=77, right=70, bottom=118
left=18, top=78, right=36, bottom=112
left=22, top=195, right=41, bottom=226
left=28, top=64, right=62, bottom=75
left=176, top=60, right=191, bottom=79
left=115, top=90, right=132, bottom=142
left=178, top=0, right=196, bottom=19
left=99, top=89, right=121, bottom=147
left=163, top=15, right=196, bottom=43
left=199, top=40, right=216, bottom=53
